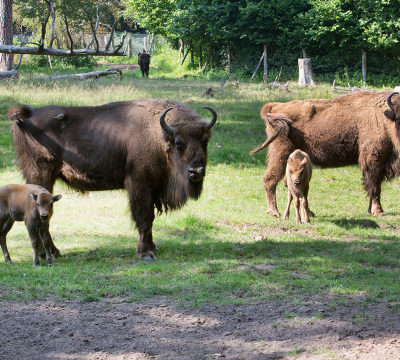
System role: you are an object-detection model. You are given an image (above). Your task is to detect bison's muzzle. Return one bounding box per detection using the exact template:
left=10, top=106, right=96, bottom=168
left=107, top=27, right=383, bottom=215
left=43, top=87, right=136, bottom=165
left=188, top=165, right=205, bottom=182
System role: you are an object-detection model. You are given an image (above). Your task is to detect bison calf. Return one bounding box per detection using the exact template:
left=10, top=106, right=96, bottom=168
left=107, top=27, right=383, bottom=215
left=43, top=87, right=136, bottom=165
left=0, top=184, right=61, bottom=266
left=283, top=150, right=312, bottom=225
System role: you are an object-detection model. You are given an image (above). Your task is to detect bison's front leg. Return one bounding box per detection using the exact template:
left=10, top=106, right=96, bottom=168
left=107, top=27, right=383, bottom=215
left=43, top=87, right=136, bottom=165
left=127, top=181, right=158, bottom=261
left=359, top=151, right=385, bottom=216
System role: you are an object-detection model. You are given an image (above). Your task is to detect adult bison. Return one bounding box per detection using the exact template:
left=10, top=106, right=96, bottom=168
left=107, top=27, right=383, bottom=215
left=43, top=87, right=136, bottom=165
left=138, top=50, right=150, bottom=77
left=8, top=99, right=217, bottom=260
left=250, top=90, right=400, bottom=217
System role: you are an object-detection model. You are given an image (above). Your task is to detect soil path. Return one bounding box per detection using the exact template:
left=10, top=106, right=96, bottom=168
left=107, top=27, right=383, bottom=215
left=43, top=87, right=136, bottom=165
left=2, top=296, right=400, bottom=359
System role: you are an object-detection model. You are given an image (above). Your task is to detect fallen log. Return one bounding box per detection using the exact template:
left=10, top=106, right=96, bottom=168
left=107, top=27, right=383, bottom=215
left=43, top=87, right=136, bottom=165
left=0, top=45, right=125, bottom=57
left=34, top=68, right=122, bottom=81
left=0, top=70, right=19, bottom=80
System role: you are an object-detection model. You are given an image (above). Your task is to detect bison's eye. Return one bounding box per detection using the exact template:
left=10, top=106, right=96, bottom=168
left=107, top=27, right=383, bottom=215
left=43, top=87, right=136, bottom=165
left=175, top=139, right=185, bottom=152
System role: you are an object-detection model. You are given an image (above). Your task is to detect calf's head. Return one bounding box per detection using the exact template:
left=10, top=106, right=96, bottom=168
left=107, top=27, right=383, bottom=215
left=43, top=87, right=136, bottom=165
left=30, top=192, right=62, bottom=223
left=160, top=107, right=217, bottom=195
left=287, top=156, right=308, bottom=187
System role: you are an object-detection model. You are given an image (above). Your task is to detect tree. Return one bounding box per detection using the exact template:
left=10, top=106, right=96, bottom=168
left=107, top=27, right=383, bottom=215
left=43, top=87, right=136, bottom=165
left=0, top=0, right=13, bottom=71
left=0, top=0, right=127, bottom=59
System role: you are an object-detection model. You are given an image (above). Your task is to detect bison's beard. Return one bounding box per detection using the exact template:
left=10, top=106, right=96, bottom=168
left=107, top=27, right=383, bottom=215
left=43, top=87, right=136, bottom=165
left=159, top=171, right=204, bottom=213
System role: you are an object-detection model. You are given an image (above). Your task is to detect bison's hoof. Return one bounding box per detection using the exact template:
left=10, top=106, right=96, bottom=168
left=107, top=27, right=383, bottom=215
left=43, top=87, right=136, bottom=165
left=141, top=252, right=157, bottom=261
left=267, top=210, right=280, bottom=218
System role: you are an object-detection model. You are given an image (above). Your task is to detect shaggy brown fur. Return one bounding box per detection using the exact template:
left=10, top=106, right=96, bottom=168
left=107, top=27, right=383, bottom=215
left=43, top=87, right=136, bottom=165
left=0, top=184, right=61, bottom=266
left=138, top=50, right=151, bottom=77
left=283, top=150, right=312, bottom=225
left=8, top=99, right=217, bottom=261
left=251, top=91, right=400, bottom=217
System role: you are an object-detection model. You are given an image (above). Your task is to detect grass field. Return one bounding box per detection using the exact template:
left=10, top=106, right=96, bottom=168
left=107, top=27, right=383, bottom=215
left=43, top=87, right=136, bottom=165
left=0, top=64, right=399, bottom=311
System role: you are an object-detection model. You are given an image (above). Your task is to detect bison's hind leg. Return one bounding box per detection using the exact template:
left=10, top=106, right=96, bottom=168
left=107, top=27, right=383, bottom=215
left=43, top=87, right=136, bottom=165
left=263, top=143, right=295, bottom=217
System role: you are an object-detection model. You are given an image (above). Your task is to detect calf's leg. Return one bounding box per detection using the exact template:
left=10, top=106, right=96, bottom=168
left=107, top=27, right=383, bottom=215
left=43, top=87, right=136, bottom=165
left=293, top=195, right=301, bottom=225
left=284, top=190, right=292, bottom=220
left=27, top=223, right=52, bottom=266
left=0, top=217, right=15, bottom=262
left=25, top=174, right=62, bottom=257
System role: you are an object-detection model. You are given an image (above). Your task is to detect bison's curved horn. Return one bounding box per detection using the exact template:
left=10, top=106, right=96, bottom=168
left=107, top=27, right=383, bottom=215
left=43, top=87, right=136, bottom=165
left=202, top=106, right=217, bottom=130
left=159, top=107, right=175, bottom=136
left=387, top=92, right=399, bottom=111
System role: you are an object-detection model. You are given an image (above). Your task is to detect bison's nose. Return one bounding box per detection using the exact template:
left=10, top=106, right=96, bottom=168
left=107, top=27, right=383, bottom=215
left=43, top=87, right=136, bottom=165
left=188, top=166, right=205, bottom=182
left=40, top=214, right=49, bottom=221
left=293, top=179, right=301, bottom=186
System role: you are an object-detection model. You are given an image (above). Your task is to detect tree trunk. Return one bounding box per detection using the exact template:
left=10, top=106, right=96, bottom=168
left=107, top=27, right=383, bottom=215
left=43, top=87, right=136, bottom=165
left=209, top=46, right=213, bottom=70
left=190, top=40, right=194, bottom=64
left=179, top=39, right=184, bottom=61
left=362, top=51, right=367, bottom=83
left=0, top=0, right=14, bottom=71
left=199, top=44, right=202, bottom=69
left=227, top=45, right=231, bottom=75
left=298, top=58, right=315, bottom=86
left=263, top=44, right=268, bottom=82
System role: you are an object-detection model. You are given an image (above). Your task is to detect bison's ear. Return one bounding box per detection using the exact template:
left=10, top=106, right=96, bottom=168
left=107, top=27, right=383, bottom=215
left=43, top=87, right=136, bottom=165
left=30, top=193, right=38, bottom=202
left=384, top=110, right=396, bottom=121
left=301, top=158, right=307, bottom=165
left=287, top=157, right=293, bottom=164
left=53, top=194, right=62, bottom=202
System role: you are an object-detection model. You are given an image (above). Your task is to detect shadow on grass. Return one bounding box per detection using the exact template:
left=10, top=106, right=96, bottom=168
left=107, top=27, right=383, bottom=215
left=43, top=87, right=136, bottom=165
left=330, top=218, right=380, bottom=229
left=2, top=215, right=400, bottom=303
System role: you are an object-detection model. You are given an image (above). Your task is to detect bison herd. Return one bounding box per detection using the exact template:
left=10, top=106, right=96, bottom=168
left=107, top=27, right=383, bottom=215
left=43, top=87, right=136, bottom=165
left=3, top=90, right=400, bottom=265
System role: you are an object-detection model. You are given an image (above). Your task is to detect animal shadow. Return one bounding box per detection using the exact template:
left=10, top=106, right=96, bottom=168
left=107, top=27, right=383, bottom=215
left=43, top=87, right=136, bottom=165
left=331, top=218, right=379, bottom=230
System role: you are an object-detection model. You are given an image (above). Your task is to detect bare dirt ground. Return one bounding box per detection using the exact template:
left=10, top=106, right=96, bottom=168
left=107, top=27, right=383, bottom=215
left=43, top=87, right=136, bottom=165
left=2, top=295, right=400, bottom=360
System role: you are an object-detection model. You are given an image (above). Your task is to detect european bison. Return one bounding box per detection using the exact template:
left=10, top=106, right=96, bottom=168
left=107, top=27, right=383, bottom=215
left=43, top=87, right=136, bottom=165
left=138, top=50, right=150, bottom=77
left=250, top=91, right=400, bottom=217
left=283, top=150, right=313, bottom=225
left=0, top=184, right=61, bottom=266
left=8, top=99, right=217, bottom=261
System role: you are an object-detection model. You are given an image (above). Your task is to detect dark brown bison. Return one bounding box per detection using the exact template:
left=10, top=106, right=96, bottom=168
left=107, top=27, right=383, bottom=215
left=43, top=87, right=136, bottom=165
left=138, top=50, right=150, bottom=77
left=0, top=184, right=61, bottom=266
left=250, top=90, right=400, bottom=217
left=8, top=99, right=217, bottom=261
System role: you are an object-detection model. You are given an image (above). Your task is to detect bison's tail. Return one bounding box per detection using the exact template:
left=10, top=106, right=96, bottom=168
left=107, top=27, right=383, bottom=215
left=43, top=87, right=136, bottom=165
left=8, top=106, right=32, bottom=123
left=250, top=112, right=292, bottom=155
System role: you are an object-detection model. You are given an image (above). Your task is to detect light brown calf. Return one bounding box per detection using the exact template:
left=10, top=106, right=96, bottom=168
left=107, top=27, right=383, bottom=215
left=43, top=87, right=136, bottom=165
left=0, top=184, right=61, bottom=266
left=283, top=150, right=313, bottom=225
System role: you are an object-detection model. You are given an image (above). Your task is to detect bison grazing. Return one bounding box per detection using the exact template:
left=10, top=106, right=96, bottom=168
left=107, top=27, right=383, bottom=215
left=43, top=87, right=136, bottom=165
left=283, top=150, right=313, bottom=225
left=0, top=184, right=61, bottom=266
left=138, top=50, right=151, bottom=77
left=8, top=99, right=217, bottom=261
left=250, top=91, right=400, bottom=217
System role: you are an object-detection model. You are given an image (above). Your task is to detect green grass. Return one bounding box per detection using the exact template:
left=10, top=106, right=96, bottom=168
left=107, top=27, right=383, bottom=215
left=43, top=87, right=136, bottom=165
left=0, top=64, right=399, bottom=309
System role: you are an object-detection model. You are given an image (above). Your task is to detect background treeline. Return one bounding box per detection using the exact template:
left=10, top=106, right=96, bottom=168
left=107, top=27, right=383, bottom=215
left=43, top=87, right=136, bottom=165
left=125, top=0, right=400, bottom=85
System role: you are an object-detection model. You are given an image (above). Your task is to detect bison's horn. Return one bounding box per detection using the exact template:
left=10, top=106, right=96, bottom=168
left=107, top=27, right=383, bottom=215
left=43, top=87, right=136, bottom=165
left=387, top=92, right=399, bottom=111
left=202, top=106, right=217, bottom=130
left=160, top=107, right=175, bottom=136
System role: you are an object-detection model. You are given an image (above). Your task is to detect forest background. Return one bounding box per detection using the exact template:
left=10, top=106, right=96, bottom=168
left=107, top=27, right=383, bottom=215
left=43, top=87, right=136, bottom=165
left=10, top=0, right=400, bottom=87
